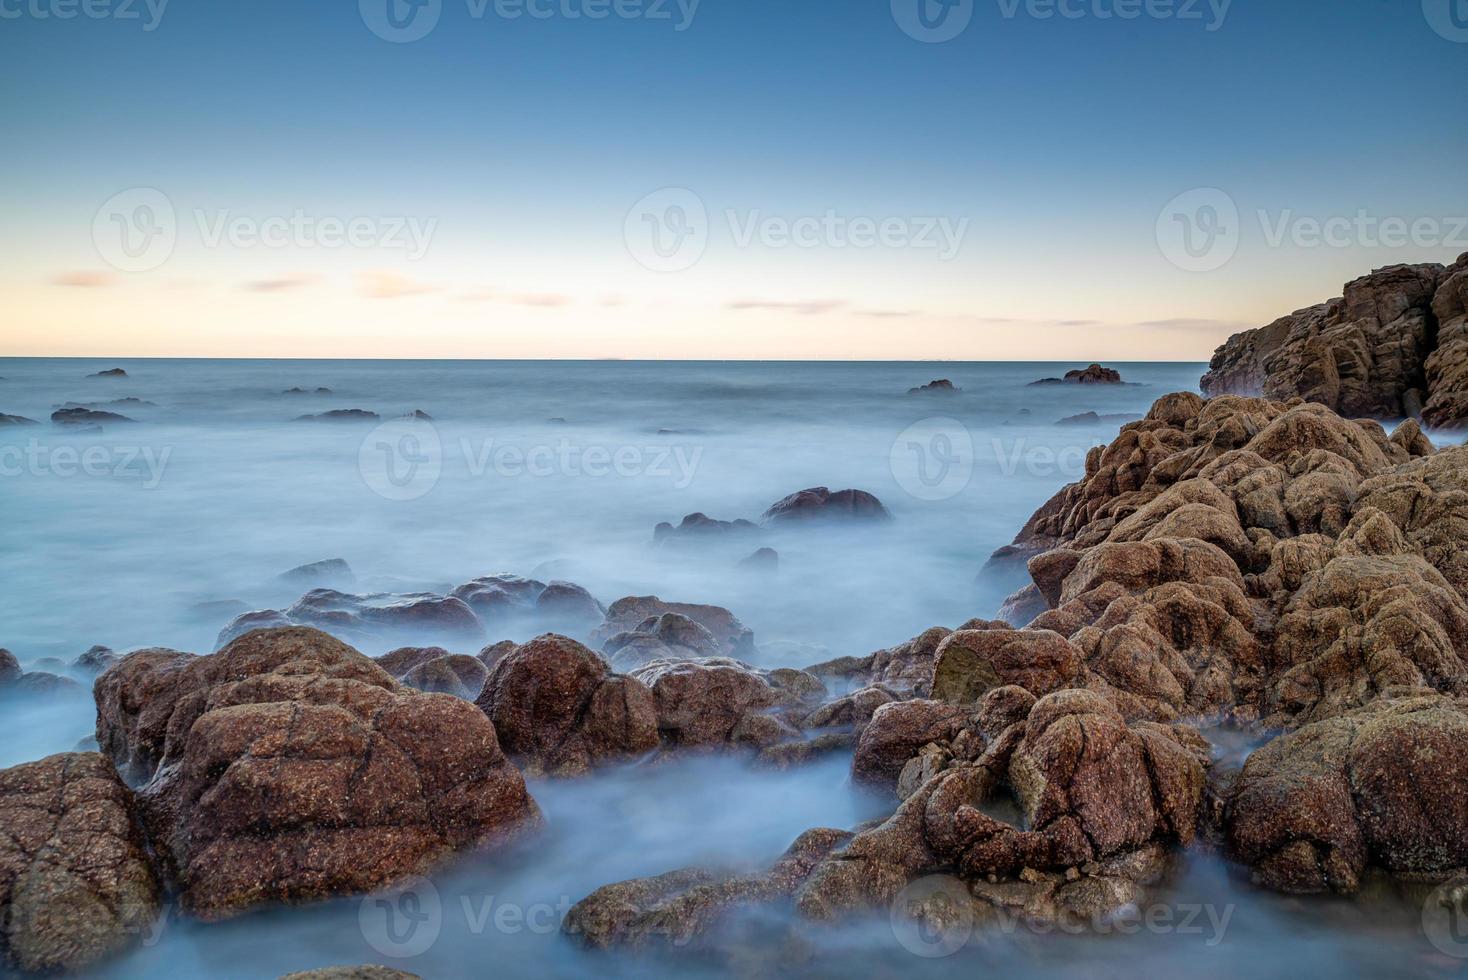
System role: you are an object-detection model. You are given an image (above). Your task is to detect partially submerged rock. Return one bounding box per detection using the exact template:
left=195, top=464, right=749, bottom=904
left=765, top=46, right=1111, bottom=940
left=93, top=627, right=540, bottom=920
left=592, top=596, right=756, bottom=658
left=760, top=487, right=891, bottom=526
left=908, top=379, right=958, bottom=394
left=0, top=753, right=162, bottom=973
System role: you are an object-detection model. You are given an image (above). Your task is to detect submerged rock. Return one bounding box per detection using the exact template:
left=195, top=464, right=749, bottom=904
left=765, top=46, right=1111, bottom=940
left=592, top=596, right=756, bottom=659
left=278, top=558, right=355, bottom=589
left=51, top=407, right=134, bottom=425
left=93, top=627, right=540, bottom=920
left=760, top=487, right=891, bottom=526
left=292, top=409, right=380, bottom=422
left=0, top=414, right=38, bottom=426
left=0, top=753, right=162, bottom=973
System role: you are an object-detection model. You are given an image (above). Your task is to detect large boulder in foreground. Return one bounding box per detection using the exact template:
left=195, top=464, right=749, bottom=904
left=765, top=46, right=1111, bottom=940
left=94, top=627, right=540, bottom=920
left=475, top=634, right=658, bottom=776
left=1227, top=692, right=1468, bottom=894
left=0, top=753, right=162, bottom=973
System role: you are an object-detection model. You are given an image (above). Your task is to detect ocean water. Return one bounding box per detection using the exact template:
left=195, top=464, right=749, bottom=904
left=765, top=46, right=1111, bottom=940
left=0, top=358, right=1452, bottom=978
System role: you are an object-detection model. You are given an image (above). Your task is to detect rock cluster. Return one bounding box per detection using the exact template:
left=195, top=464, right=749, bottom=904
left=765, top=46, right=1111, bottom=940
left=92, top=627, right=540, bottom=920
left=474, top=632, right=826, bottom=776
left=571, top=386, right=1468, bottom=949
left=1202, top=253, right=1468, bottom=428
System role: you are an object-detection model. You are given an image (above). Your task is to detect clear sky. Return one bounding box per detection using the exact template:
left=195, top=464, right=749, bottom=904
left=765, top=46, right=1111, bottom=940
left=2, top=0, right=1465, bottom=359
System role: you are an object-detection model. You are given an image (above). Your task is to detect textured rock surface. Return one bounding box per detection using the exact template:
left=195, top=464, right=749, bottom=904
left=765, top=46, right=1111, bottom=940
left=1202, top=254, right=1468, bottom=426
left=475, top=634, right=658, bottom=776
left=0, top=753, right=162, bottom=973
left=1226, top=692, right=1468, bottom=893
left=94, top=627, right=540, bottom=919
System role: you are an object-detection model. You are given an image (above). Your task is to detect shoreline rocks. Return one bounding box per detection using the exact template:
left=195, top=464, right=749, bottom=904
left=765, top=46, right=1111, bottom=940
left=93, top=626, right=540, bottom=920
left=1202, top=253, right=1468, bottom=427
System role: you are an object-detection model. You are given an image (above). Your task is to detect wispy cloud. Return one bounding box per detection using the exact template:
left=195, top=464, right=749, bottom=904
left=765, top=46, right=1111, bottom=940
left=856, top=309, right=921, bottom=319
left=456, top=288, right=572, bottom=308
left=243, top=273, right=321, bottom=293
left=51, top=270, right=116, bottom=288
left=726, top=299, right=847, bottom=316
left=359, top=270, right=436, bottom=300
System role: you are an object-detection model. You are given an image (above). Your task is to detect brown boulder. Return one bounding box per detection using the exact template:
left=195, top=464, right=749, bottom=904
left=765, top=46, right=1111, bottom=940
left=475, top=634, right=658, bottom=775
left=0, top=753, right=162, bottom=973
left=931, top=629, right=1081, bottom=704
left=94, top=627, right=539, bottom=919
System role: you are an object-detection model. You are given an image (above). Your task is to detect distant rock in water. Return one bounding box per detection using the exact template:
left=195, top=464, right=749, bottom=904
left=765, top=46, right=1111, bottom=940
left=908, top=379, right=958, bottom=394
left=737, top=547, right=779, bottom=574
left=1202, top=252, right=1468, bottom=427
left=291, top=409, right=380, bottom=422
left=0, top=413, right=38, bottom=426
left=1028, top=363, right=1123, bottom=386
left=654, top=512, right=761, bottom=544
left=278, top=558, right=355, bottom=589
left=760, top=487, right=891, bottom=526
left=1055, top=411, right=1140, bottom=426
left=51, top=407, right=134, bottom=425
left=88, top=367, right=127, bottom=378
left=282, top=386, right=332, bottom=395
left=1065, top=363, right=1122, bottom=384
left=402, top=409, right=433, bottom=420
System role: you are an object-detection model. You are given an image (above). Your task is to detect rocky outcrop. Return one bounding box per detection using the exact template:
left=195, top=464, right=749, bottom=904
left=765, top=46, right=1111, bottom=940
left=1030, top=364, right=1123, bottom=386
left=600, top=612, right=723, bottom=671
left=279, top=558, right=355, bottom=589
left=1202, top=254, right=1468, bottom=426
left=908, top=379, right=958, bottom=394
left=760, top=487, right=891, bottom=526
left=0, top=414, right=38, bottom=426
left=0, top=753, right=163, bottom=973
left=652, top=513, right=761, bottom=545
left=88, top=368, right=127, bottom=378
left=93, top=627, right=540, bottom=920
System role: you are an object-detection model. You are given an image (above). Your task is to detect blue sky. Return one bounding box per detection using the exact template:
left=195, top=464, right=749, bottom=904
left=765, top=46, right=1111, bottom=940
left=2, top=0, right=1465, bottom=358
